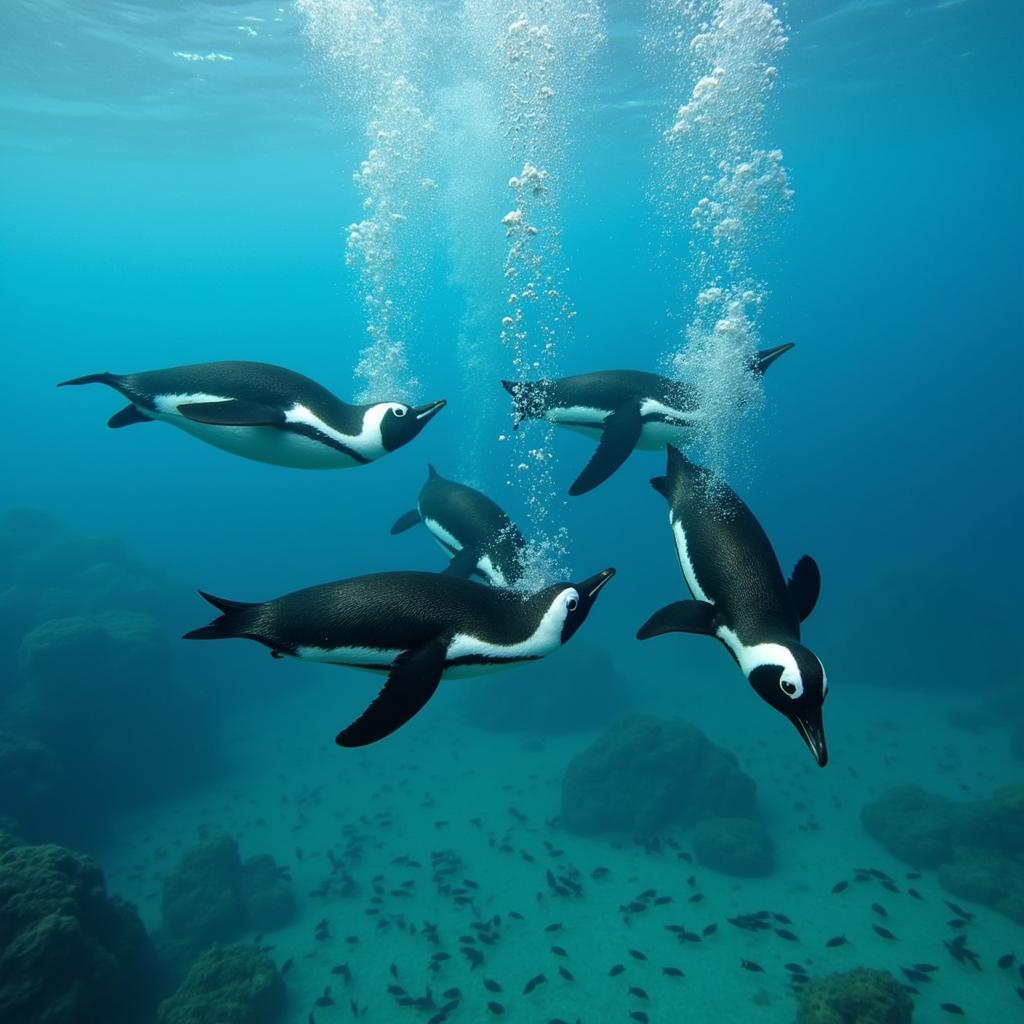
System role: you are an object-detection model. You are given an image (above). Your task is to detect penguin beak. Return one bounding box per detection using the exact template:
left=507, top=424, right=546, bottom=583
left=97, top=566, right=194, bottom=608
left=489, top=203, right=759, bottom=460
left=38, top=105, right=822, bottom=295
left=413, top=399, right=446, bottom=422
left=791, top=707, right=829, bottom=767
left=578, top=567, right=616, bottom=600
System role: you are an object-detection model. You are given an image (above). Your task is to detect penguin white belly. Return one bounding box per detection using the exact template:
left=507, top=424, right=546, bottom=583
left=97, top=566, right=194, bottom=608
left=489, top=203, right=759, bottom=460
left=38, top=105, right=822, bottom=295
left=295, top=644, right=402, bottom=666
left=547, top=405, right=608, bottom=436
left=150, top=394, right=364, bottom=469
left=424, top=517, right=462, bottom=556
left=671, top=518, right=712, bottom=603
left=636, top=399, right=699, bottom=451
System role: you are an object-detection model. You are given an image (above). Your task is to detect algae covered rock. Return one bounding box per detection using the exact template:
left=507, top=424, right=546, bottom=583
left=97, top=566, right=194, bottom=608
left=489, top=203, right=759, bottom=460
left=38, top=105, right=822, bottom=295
left=560, top=715, right=757, bottom=836
left=0, top=832, right=158, bottom=1024
left=795, top=967, right=912, bottom=1024
left=157, top=945, right=284, bottom=1024
left=860, top=785, right=962, bottom=868
left=240, top=854, right=296, bottom=932
left=0, top=731, right=64, bottom=839
left=692, top=816, right=774, bottom=876
left=158, top=836, right=295, bottom=977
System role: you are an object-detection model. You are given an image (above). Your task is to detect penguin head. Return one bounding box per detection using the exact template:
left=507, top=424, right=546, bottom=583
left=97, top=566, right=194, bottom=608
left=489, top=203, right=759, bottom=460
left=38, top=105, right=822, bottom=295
left=746, top=642, right=829, bottom=767
left=377, top=399, right=447, bottom=451
left=547, top=567, right=616, bottom=645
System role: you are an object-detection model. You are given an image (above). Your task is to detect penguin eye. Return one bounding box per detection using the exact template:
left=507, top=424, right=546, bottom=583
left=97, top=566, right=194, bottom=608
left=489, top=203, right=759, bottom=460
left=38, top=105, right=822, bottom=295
left=779, top=675, right=803, bottom=699
left=564, top=591, right=579, bottom=612
left=392, top=405, right=407, bottom=418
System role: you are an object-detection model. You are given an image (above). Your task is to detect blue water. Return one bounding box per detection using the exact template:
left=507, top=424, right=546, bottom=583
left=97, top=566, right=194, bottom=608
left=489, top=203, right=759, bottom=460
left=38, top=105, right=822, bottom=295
left=2, top=1, right=1022, bottom=1022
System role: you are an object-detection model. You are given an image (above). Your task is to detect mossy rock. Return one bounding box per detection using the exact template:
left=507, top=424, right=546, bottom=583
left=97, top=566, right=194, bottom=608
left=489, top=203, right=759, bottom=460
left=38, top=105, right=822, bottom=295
left=157, top=945, right=284, bottom=1024
left=692, top=816, right=774, bottom=877
left=939, top=847, right=1024, bottom=925
left=796, top=967, right=913, bottom=1024
left=561, top=715, right=756, bottom=837
left=860, top=785, right=963, bottom=868
left=240, top=855, right=296, bottom=933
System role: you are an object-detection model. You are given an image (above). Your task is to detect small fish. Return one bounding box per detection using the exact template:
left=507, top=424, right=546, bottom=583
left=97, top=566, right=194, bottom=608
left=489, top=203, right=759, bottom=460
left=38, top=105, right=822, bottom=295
left=873, top=925, right=897, bottom=940
left=591, top=866, right=610, bottom=879
left=775, top=929, right=799, bottom=942
left=558, top=966, right=574, bottom=981
left=785, top=963, right=808, bottom=975
left=662, top=966, right=685, bottom=977
left=908, top=888, right=924, bottom=901
left=487, top=1001, right=505, bottom=1015
left=948, top=918, right=968, bottom=929
left=832, top=881, right=848, bottom=893
left=483, top=979, right=502, bottom=993
left=998, top=953, right=1016, bottom=969
left=550, top=945, right=568, bottom=958
left=913, top=964, right=938, bottom=973
left=945, top=901, right=974, bottom=920
left=689, top=893, right=704, bottom=903
left=871, top=903, right=888, bottom=918
left=826, top=936, right=848, bottom=947
left=523, top=974, right=547, bottom=995
left=281, top=958, right=294, bottom=975
left=702, top=923, right=718, bottom=936
left=545, top=923, right=564, bottom=933
left=939, top=1004, right=965, bottom=1016
left=654, top=895, right=674, bottom=905
left=772, top=913, right=792, bottom=924
left=609, top=964, right=625, bottom=976
left=426, top=1014, right=447, bottom=1024
left=629, top=1013, right=650, bottom=1024
left=741, top=960, right=765, bottom=973
left=442, top=988, right=461, bottom=1000
left=628, top=986, right=649, bottom=999
left=628, top=949, right=648, bottom=961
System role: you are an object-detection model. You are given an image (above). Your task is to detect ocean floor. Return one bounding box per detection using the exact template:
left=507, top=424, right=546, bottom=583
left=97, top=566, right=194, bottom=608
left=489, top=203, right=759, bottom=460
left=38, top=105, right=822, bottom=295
left=100, top=646, right=1023, bottom=1024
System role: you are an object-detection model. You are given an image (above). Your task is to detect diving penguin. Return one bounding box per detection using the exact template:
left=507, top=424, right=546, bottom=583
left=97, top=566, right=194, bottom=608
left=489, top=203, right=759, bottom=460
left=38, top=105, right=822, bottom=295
left=184, top=567, right=615, bottom=746
left=636, top=445, right=828, bottom=766
left=390, top=465, right=528, bottom=587
left=501, top=344, right=793, bottom=495
left=58, top=360, right=446, bottom=469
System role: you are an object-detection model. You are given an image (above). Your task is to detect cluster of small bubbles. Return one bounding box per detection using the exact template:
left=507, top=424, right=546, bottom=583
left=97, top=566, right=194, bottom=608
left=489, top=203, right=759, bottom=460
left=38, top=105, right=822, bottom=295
left=463, top=0, right=604, bottom=587
left=653, top=0, right=791, bottom=486
left=297, top=1, right=434, bottom=403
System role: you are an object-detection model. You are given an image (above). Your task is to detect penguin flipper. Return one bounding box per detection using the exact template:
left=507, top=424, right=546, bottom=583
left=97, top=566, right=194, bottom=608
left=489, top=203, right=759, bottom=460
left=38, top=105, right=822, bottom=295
left=443, top=547, right=479, bottom=578
left=177, top=399, right=285, bottom=426
left=108, top=405, right=152, bottom=429
left=636, top=600, right=717, bottom=640
left=390, top=510, right=422, bottom=535
left=788, top=555, right=821, bottom=622
left=568, top=404, right=642, bottom=496
left=335, top=638, right=448, bottom=748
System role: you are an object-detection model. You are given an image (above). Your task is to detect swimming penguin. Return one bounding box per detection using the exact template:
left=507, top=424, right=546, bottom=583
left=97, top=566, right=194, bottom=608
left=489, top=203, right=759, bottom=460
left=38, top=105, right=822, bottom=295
left=390, top=466, right=528, bottom=587
left=501, top=344, right=793, bottom=495
left=58, top=360, right=446, bottom=469
left=184, top=567, right=615, bottom=746
left=636, top=445, right=828, bottom=766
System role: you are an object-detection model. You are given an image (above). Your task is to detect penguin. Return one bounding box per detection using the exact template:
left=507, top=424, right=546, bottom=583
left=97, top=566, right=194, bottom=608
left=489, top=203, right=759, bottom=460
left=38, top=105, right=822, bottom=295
left=390, top=466, right=528, bottom=587
left=58, top=360, right=446, bottom=469
left=501, top=343, right=793, bottom=495
left=636, top=445, right=828, bottom=766
left=184, top=567, right=616, bottom=747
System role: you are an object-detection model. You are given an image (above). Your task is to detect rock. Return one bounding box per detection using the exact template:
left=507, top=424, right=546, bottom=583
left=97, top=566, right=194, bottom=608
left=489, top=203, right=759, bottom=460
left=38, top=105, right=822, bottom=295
left=795, top=967, right=913, bottom=1024
left=0, top=731, right=64, bottom=840
left=157, top=945, right=284, bottom=1024
left=692, top=816, right=774, bottom=876
left=158, top=837, right=295, bottom=978
left=0, top=833, right=159, bottom=1024
left=240, top=855, right=296, bottom=932
left=161, top=835, right=246, bottom=958
left=560, top=715, right=757, bottom=836
left=463, top=645, right=630, bottom=733
left=860, top=785, right=963, bottom=868
left=862, top=783, right=1024, bottom=925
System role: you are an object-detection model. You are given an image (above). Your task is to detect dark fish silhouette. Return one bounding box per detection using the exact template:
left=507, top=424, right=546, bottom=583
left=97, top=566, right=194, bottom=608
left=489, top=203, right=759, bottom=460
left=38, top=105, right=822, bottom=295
left=523, top=974, right=547, bottom=994
left=558, top=966, right=574, bottom=981
left=483, top=979, right=501, bottom=993
left=939, top=1005, right=965, bottom=1016
left=831, top=881, right=848, bottom=893
left=628, top=949, right=648, bottom=961
left=825, top=935, right=848, bottom=948
left=628, top=986, right=649, bottom=999
left=998, top=953, right=1016, bottom=969
left=741, top=960, right=765, bottom=972
left=873, top=925, right=897, bottom=940
left=609, top=964, right=625, bottom=976
left=662, top=967, right=685, bottom=977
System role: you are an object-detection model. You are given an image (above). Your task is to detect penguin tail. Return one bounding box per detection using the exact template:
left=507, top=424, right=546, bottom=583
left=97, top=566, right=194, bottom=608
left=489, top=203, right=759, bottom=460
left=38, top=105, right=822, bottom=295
left=500, top=378, right=549, bottom=428
left=58, top=371, right=124, bottom=388
left=751, top=343, right=795, bottom=376
left=183, top=591, right=260, bottom=641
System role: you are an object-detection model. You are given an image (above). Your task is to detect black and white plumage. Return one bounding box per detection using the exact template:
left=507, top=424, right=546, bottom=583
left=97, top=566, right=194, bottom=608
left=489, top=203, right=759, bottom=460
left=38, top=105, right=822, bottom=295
left=184, top=567, right=615, bottom=747
left=501, top=343, right=793, bottom=496
left=637, top=445, right=828, bottom=766
left=59, top=360, right=445, bottom=469
left=390, top=465, right=527, bottom=587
